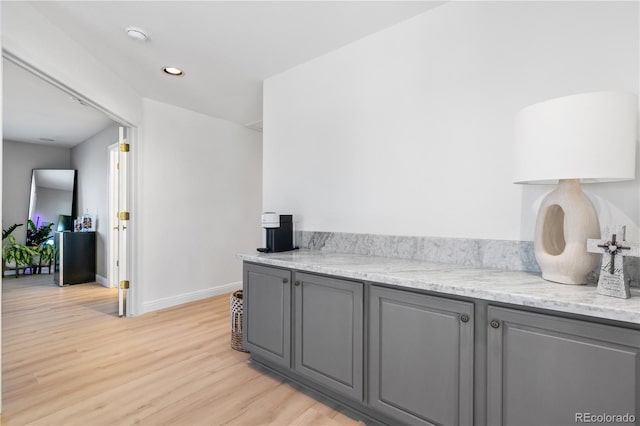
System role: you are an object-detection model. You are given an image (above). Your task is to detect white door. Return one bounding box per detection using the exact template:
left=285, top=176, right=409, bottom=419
left=109, top=145, right=119, bottom=289
left=108, top=127, right=130, bottom=317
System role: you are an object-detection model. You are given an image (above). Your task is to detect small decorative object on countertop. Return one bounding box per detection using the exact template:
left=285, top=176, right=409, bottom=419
left=587, top=225, right=640, bottom=299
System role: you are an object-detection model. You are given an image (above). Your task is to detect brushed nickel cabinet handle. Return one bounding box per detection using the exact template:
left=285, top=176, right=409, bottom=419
left=294, top=281, right=301, bottom=286
left=460, top=314, right=470, bottom=323
left=490, top=319, right=501, bottom=329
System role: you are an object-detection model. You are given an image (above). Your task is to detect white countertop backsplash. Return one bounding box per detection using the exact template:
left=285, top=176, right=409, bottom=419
left=239, top=250, right=640, bottom=325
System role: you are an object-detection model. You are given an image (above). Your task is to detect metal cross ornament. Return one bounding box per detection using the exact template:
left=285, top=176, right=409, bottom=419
left=587, top=225, right=640, bottom=299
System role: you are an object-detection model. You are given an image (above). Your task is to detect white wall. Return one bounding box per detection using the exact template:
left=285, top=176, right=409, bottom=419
left=139, top=99, right=262, bottom=312
left=264, top=1, right=639, bottom=242
left=71, top=124, right=119, bottom=279
left=2, top=140, right=71, bottom=244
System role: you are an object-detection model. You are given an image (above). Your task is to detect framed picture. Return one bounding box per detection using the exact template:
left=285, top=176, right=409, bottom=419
left=81, top=212, right=96, bottom=232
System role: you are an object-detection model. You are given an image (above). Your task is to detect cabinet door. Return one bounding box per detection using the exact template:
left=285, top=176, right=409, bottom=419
left=243, top=263, right=292, bottom=368
left=369, top=286, right=474, bottom=426
left=294, top=272, right=364, bottom=401
left=487, top=306, right=640, bottom=426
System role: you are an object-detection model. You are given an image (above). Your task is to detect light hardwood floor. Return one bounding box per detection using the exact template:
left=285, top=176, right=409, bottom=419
left=2, top=274, right=365, bottom=425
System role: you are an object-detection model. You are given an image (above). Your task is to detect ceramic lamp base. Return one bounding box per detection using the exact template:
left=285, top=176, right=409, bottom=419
left=534, top=179, right=600, bottom=285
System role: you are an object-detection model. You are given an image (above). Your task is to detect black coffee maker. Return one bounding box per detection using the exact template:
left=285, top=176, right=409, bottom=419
left=257, top=213, right=295, bottom=253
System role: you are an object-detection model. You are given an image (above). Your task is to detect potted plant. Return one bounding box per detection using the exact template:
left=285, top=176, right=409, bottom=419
left=2, top=224, right=37, bottom=277
left=27, top=220, right=56, bottom=274
left=27, top=219, right=55, bottom=247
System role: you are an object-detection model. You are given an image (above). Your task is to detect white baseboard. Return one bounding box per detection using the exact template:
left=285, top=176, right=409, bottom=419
left=96, top=274, right=109, bottom=287
left=142, top=281, right=242, bottom=314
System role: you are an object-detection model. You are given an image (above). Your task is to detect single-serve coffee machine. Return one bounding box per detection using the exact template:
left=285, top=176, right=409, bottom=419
left=257, top=212, right=296, bottom=253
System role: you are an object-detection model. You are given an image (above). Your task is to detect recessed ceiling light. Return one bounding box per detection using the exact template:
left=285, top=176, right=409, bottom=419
left=162, top=66, right=185, bottom=77
left=39, top=138, right=55, bottom=142
left=126, top=27, right=149, bottom=41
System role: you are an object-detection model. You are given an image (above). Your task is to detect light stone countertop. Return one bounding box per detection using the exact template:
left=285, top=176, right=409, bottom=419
left=238, top=250, right=640, bottom=325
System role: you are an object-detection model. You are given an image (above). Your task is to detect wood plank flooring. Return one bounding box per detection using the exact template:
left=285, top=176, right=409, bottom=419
left=2, top=275, right=365, bottom=425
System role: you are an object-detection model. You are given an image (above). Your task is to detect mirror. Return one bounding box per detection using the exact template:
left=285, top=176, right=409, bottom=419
left=27, top=169, right=77, bottom=242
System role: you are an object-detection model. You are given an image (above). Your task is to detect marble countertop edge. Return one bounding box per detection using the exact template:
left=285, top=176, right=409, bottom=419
left=238, top=251, right=640, bottom=326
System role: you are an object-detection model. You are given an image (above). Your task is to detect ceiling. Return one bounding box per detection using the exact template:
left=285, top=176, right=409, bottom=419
left=3, top=58, right=116, bottom=147
left=23, top=1, right=443, bottom=127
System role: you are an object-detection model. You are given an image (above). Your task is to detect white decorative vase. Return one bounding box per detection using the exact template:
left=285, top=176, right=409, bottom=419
left=534, top=179, right=600, bottom=285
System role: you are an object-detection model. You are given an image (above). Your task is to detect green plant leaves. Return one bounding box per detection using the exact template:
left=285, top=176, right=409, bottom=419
left=26, top=220, right=55, bottom=247
left=3, top=222, right=57, bottom=273
left=2, top=223, right=23, bottom=241
left=36, top=244, right=57, bottom=263
left=3, top=239, right=37, bottom=266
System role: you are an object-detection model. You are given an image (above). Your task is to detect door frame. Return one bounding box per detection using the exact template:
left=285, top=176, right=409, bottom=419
left=2, top=51, right=140, bottom=317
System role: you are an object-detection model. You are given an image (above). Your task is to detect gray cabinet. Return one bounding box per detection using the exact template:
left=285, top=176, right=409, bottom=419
left=243, top=261, right=640, bottom=426
left=487, top=306, right=640, bottom=426
left=243, top=263, right=292, bottom=368
left=293, top=272, right=363, bottom=401
left=369, top=285, right=474, bottom=426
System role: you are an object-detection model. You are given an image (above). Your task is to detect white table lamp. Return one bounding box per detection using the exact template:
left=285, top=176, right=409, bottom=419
left=514, top=91, right=637, bottom=284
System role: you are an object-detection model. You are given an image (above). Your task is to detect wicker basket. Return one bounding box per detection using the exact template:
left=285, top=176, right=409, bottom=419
left=230, top=290, right=249, bottom=352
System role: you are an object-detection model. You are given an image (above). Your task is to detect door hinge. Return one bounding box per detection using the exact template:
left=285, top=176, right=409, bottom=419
left=120, top=280, right=130, bottom=289
left=119, top=211, right=130, bottom=221
left=119, top=143, right=130, bottom=152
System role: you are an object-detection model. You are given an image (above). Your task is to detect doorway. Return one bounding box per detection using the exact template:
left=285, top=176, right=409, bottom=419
left=2, top=52, right=137, bottom=314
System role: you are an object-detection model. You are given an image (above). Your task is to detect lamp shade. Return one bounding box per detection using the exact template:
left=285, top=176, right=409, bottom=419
left=514, top=91, right=637, bottom=184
